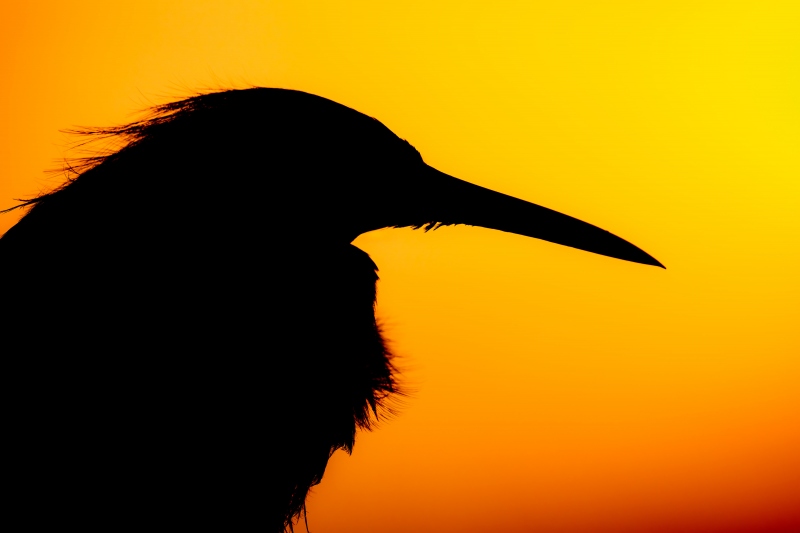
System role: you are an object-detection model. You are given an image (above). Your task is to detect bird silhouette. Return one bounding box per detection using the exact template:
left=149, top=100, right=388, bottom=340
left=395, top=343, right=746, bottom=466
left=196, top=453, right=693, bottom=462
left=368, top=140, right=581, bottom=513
left=1, top=88, right=662, bottom=532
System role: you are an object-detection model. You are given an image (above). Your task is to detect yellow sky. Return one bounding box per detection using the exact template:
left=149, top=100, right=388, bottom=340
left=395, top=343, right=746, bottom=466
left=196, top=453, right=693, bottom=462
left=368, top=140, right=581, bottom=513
left=2, top=2, right=798, bottom=531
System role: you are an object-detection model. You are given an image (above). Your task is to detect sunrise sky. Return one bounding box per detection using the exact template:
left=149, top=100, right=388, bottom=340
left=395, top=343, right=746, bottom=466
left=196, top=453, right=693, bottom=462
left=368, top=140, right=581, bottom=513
left=2, top=2, right=798, bottom=531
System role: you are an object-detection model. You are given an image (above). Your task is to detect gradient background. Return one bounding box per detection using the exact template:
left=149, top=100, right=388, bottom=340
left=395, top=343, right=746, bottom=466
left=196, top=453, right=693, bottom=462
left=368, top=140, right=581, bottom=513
left=2, top=2, right=798, bottom=532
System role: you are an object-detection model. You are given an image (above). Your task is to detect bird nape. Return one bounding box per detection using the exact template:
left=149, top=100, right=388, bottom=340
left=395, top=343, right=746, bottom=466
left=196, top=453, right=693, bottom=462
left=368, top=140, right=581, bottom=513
left=1, top=87, right=662, bottom=532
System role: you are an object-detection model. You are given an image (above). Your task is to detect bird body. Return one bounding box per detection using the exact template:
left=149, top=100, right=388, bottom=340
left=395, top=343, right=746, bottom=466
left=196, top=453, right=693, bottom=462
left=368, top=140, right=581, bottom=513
left=2, top=88, right=661, bottom=532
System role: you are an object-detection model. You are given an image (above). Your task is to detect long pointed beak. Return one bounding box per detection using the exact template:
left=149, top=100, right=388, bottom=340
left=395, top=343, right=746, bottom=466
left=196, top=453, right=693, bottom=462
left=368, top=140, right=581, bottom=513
left=396, top=164, right=664, bottom=268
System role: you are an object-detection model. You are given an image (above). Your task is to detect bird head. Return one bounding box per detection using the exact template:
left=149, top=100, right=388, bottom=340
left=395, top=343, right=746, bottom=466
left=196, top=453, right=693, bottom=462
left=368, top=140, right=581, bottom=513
left=199, top=88, right=663, bottom=267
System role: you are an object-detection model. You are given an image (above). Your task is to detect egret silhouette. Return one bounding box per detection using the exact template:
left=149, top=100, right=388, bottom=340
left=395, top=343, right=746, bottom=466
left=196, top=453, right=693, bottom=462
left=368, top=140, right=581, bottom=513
left=2, top=88, right=662, bottom=532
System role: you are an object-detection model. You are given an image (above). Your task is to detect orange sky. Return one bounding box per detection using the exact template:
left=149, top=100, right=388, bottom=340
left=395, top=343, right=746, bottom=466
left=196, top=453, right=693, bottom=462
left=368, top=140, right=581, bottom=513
left=2, top=2, right=798, bottom=532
